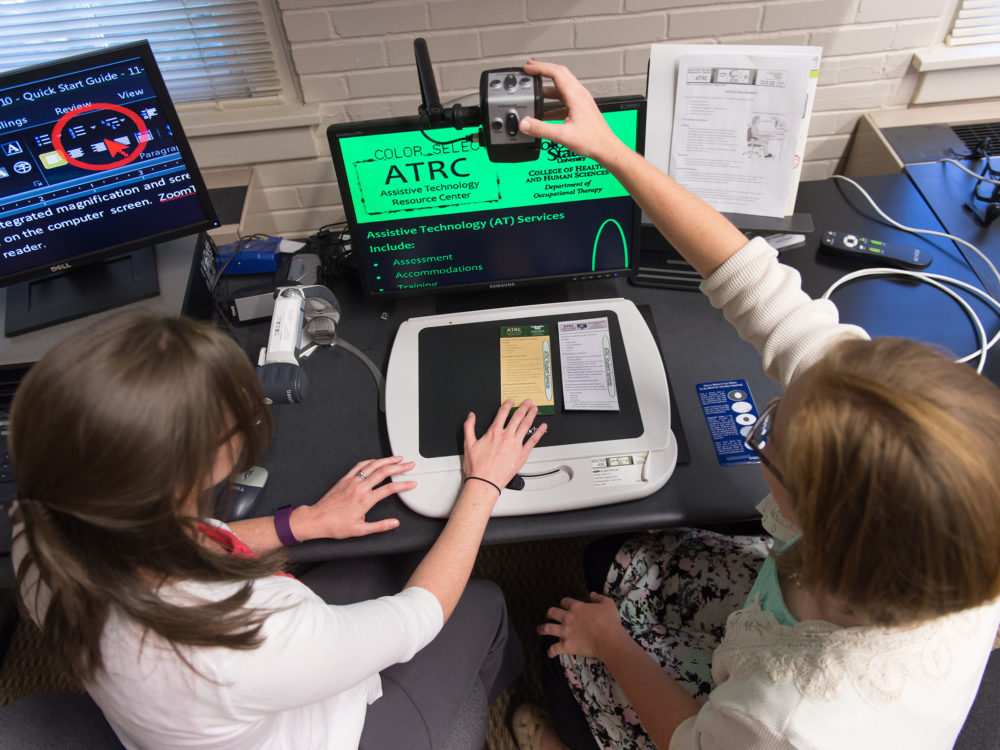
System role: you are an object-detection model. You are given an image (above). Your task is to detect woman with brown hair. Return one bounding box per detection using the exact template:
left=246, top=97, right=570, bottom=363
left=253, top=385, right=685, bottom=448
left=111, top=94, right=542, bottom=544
left=9, top=311, right=545, bottom=749
left=512, top=61, right=1000, bottom=750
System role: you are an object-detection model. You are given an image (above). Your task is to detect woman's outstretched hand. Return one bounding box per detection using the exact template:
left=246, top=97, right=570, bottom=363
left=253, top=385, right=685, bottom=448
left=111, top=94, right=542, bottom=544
left=539, top=592, right=628, bottom=660
left=462, top=398, right=547, bottom=494
left=301, top=456, right=417, bottom=540
left=517, top=60, right=626, bottom=166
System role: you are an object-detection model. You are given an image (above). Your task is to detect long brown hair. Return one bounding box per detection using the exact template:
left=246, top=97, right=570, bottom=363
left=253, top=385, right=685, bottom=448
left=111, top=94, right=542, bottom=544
left=10, top=311, right=282, bottom=682
left=778, top=337, right=1000, bottom=626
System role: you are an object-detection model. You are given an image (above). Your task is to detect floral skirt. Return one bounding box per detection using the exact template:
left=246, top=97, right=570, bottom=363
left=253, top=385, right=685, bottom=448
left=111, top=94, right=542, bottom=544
left=560, top=528, right=771, bottom=749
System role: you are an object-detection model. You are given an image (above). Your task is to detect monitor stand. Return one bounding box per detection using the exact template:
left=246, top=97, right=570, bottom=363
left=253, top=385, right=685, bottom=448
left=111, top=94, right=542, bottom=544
left=434, top=281, right=569, bottom=315
left=4, top=247, right=160, bottom=337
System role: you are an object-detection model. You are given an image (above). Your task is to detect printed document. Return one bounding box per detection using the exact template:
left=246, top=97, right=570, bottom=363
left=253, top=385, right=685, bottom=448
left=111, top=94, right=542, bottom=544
left=558, top=317, right=619, bottom=411
left=669, top=54, right=809, bottom=217
left=646, top=43, right=821, bottom=218
left=499, top=324, right=555, bottom=415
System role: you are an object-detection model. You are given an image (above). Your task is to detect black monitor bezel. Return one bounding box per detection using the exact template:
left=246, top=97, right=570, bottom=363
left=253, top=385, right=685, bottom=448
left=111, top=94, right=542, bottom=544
left=326, top=95, right=646, bottom=299
left=0, top=40, right=219, bottom=289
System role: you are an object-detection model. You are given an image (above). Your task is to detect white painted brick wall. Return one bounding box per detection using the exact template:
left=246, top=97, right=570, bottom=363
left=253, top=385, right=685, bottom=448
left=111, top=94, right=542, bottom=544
left=192, top=0, right=965, bottom=237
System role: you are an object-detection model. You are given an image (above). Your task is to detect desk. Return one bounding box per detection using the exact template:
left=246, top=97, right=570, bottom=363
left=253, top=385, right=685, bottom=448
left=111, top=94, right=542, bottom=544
left=244, top=172, right=999, bottom=563
left=905, top=160, right=1000, bottom=299
left=245, top=172, right=1000, bottom=563
left=789, top=175, right=1000, bottom=384
left=5, top=174, right=994, bottom=565
left=252, top=277, right=776, bottom=563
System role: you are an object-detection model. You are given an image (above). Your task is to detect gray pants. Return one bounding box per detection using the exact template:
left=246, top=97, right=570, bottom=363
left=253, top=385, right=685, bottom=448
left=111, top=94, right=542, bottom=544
left=300, top=554, right=523, bottom=750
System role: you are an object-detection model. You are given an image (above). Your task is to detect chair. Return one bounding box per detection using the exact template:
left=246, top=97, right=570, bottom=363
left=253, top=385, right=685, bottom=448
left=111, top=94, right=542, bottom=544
left=954, top=648, right=1000, bottom=750
left=0, top=692, right=124, bottom=750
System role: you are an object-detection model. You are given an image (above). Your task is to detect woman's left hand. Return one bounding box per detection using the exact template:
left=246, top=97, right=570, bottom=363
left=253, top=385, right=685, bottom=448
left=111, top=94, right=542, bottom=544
left=296, top=456, right=416, bottom=540
left=538, top=592, right=629, bottom=660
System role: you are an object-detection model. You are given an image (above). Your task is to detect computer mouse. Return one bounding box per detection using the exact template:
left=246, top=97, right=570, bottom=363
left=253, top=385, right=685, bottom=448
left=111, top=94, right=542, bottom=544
left=227, top=466, right=269, bottom=521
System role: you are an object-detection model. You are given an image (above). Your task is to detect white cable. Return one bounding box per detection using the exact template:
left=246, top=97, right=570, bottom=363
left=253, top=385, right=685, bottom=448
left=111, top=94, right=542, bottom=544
left=821, top=268, right=997, bottom=373
left=825, top=176, right=1000, bottom=373
left=334, top=337, right=387, bottom=412
left=831, top=175, right=1000, bottom=295
left=938, top=158, right=1000, bottom=186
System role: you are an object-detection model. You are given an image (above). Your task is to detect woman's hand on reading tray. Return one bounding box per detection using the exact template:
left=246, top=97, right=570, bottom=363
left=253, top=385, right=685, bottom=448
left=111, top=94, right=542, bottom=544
left=517, top=60, right=626, bottom=165
left=296, top=456, right=415, bottom=540
left=462, top=399, right=547, bottom=493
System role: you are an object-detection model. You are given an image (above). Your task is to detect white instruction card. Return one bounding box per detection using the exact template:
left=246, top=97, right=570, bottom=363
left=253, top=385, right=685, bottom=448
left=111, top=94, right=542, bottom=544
left=558, top=317, right=619, bottom=411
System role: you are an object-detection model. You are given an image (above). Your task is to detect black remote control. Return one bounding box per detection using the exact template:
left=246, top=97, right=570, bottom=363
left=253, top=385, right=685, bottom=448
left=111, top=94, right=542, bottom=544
left=819, top=231, right=932, bottom=270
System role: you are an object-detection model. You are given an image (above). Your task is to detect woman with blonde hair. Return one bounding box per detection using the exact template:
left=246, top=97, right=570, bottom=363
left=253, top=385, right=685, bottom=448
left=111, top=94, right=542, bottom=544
left=10, top=310, right=546, bottom=749
left=512, top=61, right=1000, bottom=750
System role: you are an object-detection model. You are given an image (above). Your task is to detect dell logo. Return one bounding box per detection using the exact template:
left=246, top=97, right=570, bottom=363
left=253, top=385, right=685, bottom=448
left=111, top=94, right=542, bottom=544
left=50, top=262, right=72, bottom=272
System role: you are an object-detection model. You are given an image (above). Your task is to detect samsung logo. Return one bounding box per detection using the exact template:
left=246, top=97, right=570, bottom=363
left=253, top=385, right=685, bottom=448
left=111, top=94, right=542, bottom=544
left=489, top=281, right=515, bottom=289
left=50, top=262, right=72, bottom=272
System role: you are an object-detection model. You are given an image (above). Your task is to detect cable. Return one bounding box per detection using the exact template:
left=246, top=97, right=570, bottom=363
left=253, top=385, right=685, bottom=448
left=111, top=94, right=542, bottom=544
left=821, top=269, right=999, bottom=373
left=831, top=175, right=1000, bottom=293
left=938, top=158, right=1000, bottom=186
left=211, top=233, right=274, bottom=291
left=420, top=130, right=475, bottom=147
left=825, top=176, right=1000, bottom=372
left=332, top=337, right=387, bottom=412
left=302, top=221, right=356, bottom=283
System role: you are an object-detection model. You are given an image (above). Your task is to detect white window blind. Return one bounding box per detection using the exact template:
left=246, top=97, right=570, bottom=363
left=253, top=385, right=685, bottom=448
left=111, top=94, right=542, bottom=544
left=0, top=0, right=284, bottom=104
left=947, top=0, right=1000, bottom=46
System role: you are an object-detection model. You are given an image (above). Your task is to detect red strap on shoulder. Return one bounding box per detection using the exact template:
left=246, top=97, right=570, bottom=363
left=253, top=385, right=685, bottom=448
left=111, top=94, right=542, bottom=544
left=197, top=522, right=297, bottom=580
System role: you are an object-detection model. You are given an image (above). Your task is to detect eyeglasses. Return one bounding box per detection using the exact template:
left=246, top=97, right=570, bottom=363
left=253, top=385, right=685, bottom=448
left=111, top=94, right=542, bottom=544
left=744, top=397, right=784, bottom=484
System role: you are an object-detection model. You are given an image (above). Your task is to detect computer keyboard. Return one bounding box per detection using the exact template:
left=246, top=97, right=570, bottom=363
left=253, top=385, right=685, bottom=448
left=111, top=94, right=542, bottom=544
left=0, top=415, right=10, bottom=486
left=0, top=363, right=30, bottom=494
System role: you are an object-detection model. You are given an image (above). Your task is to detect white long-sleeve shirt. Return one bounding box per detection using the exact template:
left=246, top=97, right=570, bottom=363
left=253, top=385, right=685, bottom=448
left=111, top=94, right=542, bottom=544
left=12, top=518, right=443, bottom=750
left=668, top=237, right=1000, bottom=750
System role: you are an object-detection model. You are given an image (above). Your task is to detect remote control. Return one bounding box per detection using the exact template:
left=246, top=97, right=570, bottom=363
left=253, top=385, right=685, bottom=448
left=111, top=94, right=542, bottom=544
left=819, top=231, right=932, bottom=270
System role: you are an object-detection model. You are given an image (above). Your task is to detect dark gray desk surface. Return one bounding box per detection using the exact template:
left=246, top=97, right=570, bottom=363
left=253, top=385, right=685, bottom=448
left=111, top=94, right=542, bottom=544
left=5, top=175, right=993, bottom=565
left=253, top=278, right=777, bottom=564
left=905, top=160, right=1000, bottom=299
left=789, top=175, right=1000, bottom=384
left=250, top=172, right=999, bottom=563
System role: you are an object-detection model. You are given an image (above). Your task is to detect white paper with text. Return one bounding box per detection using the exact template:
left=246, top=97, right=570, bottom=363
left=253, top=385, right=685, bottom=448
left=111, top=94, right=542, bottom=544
left=558, top=317, right=619, bottom=411
left=668, top=54, right=809, bottom=217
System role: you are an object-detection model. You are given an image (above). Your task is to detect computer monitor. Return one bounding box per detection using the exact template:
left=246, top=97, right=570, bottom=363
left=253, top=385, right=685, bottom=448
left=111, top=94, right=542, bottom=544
left=0, top=40, right=219, bottom=336
left=326, top=96, right=645, bottom=307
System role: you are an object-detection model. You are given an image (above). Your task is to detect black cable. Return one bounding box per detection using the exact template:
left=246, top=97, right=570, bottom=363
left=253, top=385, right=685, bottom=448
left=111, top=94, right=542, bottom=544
left=211, top=233, right=273, bottom=291
left=421, top=130, right=475, bottom=147
left=301, top=221, right=358, bottom=284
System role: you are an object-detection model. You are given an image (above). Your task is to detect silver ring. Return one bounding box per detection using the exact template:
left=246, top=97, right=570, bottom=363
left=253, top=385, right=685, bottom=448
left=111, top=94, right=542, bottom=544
left=357, top=470, right=368, bottom=480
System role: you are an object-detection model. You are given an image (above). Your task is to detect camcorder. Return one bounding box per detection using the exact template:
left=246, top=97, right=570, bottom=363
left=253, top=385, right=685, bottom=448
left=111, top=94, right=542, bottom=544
left=414, top=38, right=543, bottom=163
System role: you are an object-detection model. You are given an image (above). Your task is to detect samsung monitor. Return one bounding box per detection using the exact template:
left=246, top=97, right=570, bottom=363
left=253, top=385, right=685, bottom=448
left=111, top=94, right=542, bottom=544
left=0, top=40, right=219, bottom=336
left=326, top=96, right=645, bottom=307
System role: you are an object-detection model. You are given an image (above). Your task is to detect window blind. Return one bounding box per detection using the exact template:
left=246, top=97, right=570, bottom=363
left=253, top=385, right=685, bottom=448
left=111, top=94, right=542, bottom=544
left=0, top=0, right=283, bottom=104
left=947, top=0, right=1000, bottom=46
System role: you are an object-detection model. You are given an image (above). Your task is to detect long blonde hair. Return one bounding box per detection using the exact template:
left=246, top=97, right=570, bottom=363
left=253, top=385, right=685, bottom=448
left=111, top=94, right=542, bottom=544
left=11, top=311, right=281, bottom=682
left=779, top=337, right=1000, bottom=626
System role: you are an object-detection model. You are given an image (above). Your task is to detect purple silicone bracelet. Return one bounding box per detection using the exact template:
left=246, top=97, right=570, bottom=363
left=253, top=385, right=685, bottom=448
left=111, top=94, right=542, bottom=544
left=274, top=505, right=300, bottom=546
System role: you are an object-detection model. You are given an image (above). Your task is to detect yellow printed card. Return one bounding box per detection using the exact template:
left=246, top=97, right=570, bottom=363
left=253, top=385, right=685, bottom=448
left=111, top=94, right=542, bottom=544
left=499, top=324, right=555, bottom=415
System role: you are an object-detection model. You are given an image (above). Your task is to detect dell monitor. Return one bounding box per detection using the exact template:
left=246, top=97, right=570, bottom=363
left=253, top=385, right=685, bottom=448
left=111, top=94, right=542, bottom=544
left=0, top=40, right=219, bottom=336
left=326, top=96, right=645, bottom=308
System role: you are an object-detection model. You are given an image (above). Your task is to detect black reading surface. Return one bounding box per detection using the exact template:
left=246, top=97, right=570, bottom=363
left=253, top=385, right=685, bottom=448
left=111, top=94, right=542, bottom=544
left=417, top=309, right=644, bottom=458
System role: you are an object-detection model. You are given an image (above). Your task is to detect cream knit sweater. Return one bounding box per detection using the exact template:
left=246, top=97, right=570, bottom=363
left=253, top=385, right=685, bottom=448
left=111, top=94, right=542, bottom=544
left=669, top=238, right=1000, bottom=750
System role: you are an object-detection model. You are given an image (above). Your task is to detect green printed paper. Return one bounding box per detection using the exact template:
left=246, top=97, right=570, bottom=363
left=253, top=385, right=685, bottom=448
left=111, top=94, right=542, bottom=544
left=499, top=324, right=555, bottom=415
